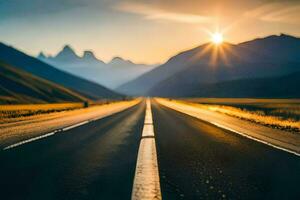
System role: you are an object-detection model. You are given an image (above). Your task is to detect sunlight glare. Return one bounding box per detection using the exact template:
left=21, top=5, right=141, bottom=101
left=212, top=33, right=223, bottom=45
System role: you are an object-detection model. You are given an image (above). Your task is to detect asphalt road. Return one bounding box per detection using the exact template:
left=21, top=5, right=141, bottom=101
left=0, top=99, right=299, bottom=200
left=151, top=100, right=300, bottom=200
left=0, top=101, right=145, bottom=200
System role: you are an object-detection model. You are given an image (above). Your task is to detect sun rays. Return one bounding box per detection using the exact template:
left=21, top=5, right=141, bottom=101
left=187, top=28, right=239, bottom=67
left=188, top=41, right=237, bottom=67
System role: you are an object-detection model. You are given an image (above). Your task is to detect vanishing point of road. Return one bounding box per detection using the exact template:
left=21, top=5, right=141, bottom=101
left=0, top=99, right=299, bottom=200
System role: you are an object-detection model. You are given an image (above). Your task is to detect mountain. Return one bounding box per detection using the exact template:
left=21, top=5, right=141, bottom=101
left=38, top=45, right=157, bottom=89
left=53, top=45, right=81, bottom=63
left=149, top=71, right=300, bottom=98
left=239, top=34, right=300, bottom=62
left=0, top=61, right=89, bottom=104
left=0, top=42, right=121, bottom=99
left=117, top=34, right=300, bottom=96
left=109, top=56, right=135, bottom=67
left=37, top=52, right=47, bottom=60
left=82, top=50, right=103, bottom=64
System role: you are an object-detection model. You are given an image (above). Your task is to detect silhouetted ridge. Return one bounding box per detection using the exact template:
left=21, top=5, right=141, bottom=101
left=0, top=42, right=122, bottom=99
left=38, top=46, right=158, bottom=89
left=0, top=61, right=89, bottom=104
left=54, top=45, right=80, bottom=62
left=37, top=52, right=47, bottom=60
left=117, top=34, right=300, bottom=96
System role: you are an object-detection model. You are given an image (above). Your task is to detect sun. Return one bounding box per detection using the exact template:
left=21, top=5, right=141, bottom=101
left=211, top=32, right=223, bottom=45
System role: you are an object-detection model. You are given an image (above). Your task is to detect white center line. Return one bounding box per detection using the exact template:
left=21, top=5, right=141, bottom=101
left=131, top=99, right=162, bottom=200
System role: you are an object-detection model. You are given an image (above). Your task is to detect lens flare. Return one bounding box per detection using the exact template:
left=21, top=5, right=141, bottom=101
left=211, top=33, right=223, bottom=44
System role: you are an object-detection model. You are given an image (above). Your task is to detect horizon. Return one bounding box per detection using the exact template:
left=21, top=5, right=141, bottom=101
left=3, top=32, right=299, bottom=65
left=1, top=0, right=300, bottom=64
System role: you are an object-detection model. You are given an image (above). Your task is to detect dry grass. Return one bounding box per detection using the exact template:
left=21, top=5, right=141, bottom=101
left=183, top=98, right=300, bottom=105
left=0, top=99, right=132, bottom=124
left=0, top=103, right=84, bottom=123
left=181, top=98, right=300, bottom=133
left=0, top=99, right=140, bottom=147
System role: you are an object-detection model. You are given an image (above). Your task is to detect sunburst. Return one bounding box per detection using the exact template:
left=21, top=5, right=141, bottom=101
left=211, top=32, right=223, bottom=45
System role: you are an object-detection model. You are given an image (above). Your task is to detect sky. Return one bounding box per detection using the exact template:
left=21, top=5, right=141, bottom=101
left=1, top=0, right=300, bottom=64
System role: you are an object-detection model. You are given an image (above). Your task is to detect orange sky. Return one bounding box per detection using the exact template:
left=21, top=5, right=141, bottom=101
left=1, top=0, right=300, bottom=64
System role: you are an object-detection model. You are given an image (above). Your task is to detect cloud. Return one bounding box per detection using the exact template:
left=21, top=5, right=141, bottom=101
left=0, top=0, right=86, bottom=20
left=115, top=2, right=212, bottom=24
left=245, top=2, right=300, bottom=24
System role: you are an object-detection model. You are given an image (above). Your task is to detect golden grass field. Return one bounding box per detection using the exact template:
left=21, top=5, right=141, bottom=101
left=0, top=99, right=140, bottom=147
left=0, top=99, right=127, bottom=124
left=182, top=98, right=300, bottom=133
left=0, top=103, right=84, bottom=122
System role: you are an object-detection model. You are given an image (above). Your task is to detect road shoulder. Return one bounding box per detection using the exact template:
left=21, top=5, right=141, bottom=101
left=156, top=98, right=300, bottom=156
left=0, top=99, right=140, bottom=149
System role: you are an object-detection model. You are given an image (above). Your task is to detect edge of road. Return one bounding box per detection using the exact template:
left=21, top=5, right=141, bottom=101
left=155, top=98, right=300, bottom=157
left=2, top=99, right=141, bottom=151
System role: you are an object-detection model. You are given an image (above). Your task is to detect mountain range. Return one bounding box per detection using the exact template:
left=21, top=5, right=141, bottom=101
left=0, top=42, right=121, bottom=101
left=149, top=71, right=300, bottom=98
left=117, top=34, right=300, bottom=98
left=1, top=33, right=299, bottom=102
left=38, top=46, right=158, bottom=89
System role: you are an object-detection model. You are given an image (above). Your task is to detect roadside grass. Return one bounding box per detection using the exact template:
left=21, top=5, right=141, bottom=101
left=182, top=98, right=300, bottom=133
left=0, top=103, right=84, bottom=122
left=0, top=99, right=127, bottom=124
left=0, top=99, right=139, bottom=146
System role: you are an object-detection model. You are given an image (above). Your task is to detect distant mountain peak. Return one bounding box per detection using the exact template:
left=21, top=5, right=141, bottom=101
left=276, top=33, right=300, bottom=41
left=37, top=52, right=47, bottom=60
left=82, top=50, right=104, bottom=63
left=0, top=42, right=121, bottom=99
left=109, top=56, right=134, bottom=65
left=55, top=45, right=79, bottom=62
left=111, top=56, right=124, bottom=61
left=62, top=45, right=75, bottom=52
left=243, top=33, right=299, bottom=44
left=83, top=50, right=96, bottom=59
left=278, top=33, right=297, bottom=38
left=279, top=33, right=289, bottom=37
left=265, top=33, right=296, bottom=40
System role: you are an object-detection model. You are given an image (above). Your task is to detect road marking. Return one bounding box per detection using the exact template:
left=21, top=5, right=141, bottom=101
left=3, top=102, right=139, bottom=151
left=62, top=120, right=89, bottom=131
left=142, top=124, right=155, bottom=137
left=131, top=99, right=162, bottom=200
left=210, top=121, right=300, bottom=157
left=3, top=120, right=90, bottom=151
left=3, top=131, right=57, bottom=150
left=157, top=99, right=300, bottom=157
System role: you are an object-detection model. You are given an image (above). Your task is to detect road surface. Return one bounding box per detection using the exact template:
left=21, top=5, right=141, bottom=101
left=0, top=101, right=145, bottom=200
left=0, top=99, right=299, bottom=200
left=151, top=100, right=300, bottom=200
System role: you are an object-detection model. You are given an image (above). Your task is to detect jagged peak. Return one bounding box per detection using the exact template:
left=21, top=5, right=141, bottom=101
left=239, top=33, right=300, bottom=46
left=38, top=52, right=47, bottom=59
left=83, top=50, right=95, bottom=57
left=110, top=56, right=134, bottom=64
left=57, top=45, right=77, bottom=56
left=111, top=56, right=124, bottom=61
left=55, top=44, right=79, bottom=60
left=82, top=50, right=103, bottom=63
left=62, top=45, right=75, bottom=52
